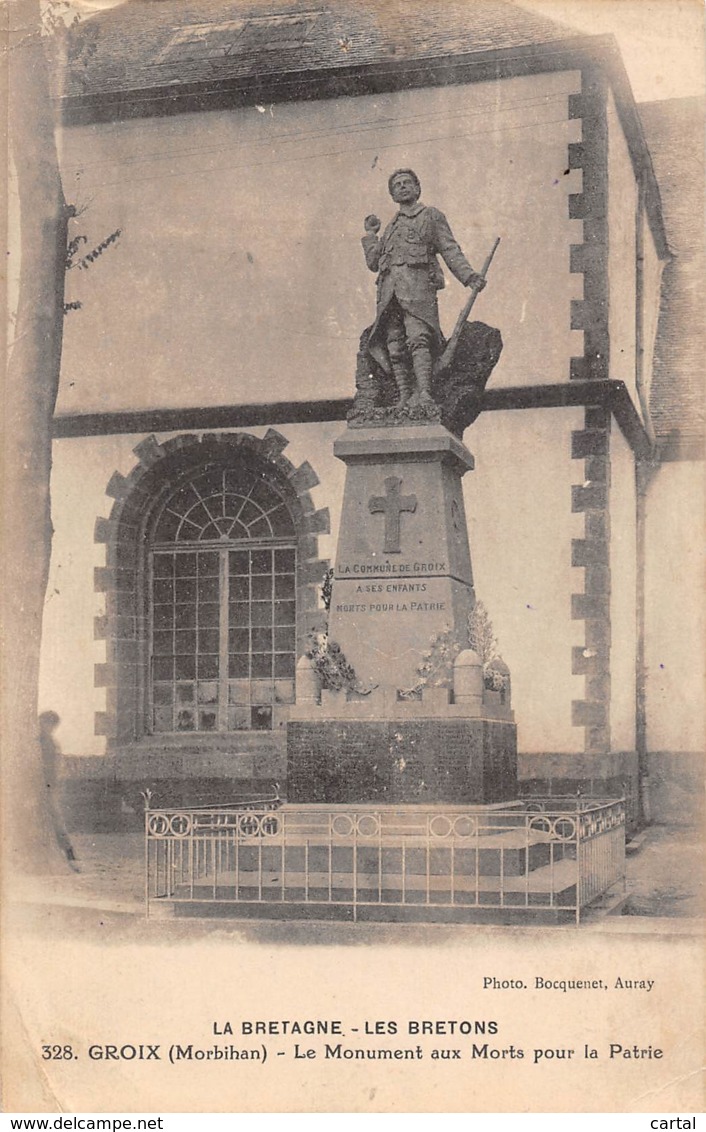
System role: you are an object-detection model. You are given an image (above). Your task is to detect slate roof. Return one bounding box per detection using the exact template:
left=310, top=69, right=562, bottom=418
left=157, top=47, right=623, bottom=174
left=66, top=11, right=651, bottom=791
left=59, top=0, right=578, bottom=100
left=639, top=97, right=705, bottom=450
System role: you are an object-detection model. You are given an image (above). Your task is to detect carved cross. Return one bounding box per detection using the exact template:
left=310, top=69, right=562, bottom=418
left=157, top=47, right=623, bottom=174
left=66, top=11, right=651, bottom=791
left=368, top=476, right=417, bottom=554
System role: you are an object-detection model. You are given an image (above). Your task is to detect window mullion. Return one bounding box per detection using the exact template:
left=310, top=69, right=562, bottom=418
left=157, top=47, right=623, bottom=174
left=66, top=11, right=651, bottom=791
left=218, top=550, right=229, bottom=731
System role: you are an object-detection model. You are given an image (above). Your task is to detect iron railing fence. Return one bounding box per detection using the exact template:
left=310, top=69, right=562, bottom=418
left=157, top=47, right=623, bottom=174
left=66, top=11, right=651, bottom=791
left=145, top=797, right=625, bottom=925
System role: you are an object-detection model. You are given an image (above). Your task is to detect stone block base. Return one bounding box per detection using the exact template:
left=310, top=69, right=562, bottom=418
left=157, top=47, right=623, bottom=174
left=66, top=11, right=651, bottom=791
left=287, top=718, right=517, bottom=804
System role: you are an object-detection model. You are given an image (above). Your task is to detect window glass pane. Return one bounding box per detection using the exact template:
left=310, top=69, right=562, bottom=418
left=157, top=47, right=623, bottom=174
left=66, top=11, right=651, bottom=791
left=175, top=578, right=196, bottom=603
left=228, top=707, right=250, bottom=730
left=274, top=601, right=295, bottom=625
left=229, top=550, right=249, bottom=575
left=153, top=705, right=173, bottom=731
left=274, top=626, right=296, bottom=651
left=251, top=627, right=272, bottom=652
left=229, top=628, right=249, bottom=652
left=197, top=577, right=219, bottom=602
left=176, top=708, right=195, bottom=731
left=229, top=654, right=249, bottom=678
left=228, top=681, right=249, bottom=705
left=198, top=603, right=219, bottom=627
left=175, top=554, right=198, bottom=577
left=229, top=602, right=249, bottom=626
left=197, top=682, right=218, bottom=704
left=197, top=629, right=219, bottom=654
left=175, top=605, right=196, bottom=629
left=175, top=655, right=196, bottom=680
left=152, top=631, right=173, bottom=655
left=251, top=574, right=272, bottom=600
left=251, top=706, right=272, bottom=730
left=252, top=602, right=273, bottom=626
left=199, top=709, right=217, bottom=732
left=251, top=681, right=274, bottom=704
left=182, top=502, right=210, bottom=530
left=240, top=500, right=265, bottom=528
left=153, top=555, right=173, bottom=577
left=275, top=548, right=295, bottom=572
left=251, top=550, right=272, bottom=574
left=197, top=655, right=218, bottom=679
left=274, top=653, right=295, bottom=677
left=153, top=657, right=174, bottom=682
left=153, top=683, right=173, bottom=706
left=174, top=630, right=196, bottom=654
left=153, top=579, right=174, bottom=604
left=178, top=524, right=200, bottom=542
left=229, top=576, right=249, bottom=601
left=252, top=653, right=273, bottom=678
left=274, top=573, right=295, bottom=598
left=153, top=605, right=174, bottom=630
left=199, top=552, right=219, bottom=576
left=249, top=516, right=273, bottom=539
left=176, top=683, right=194, bottom=704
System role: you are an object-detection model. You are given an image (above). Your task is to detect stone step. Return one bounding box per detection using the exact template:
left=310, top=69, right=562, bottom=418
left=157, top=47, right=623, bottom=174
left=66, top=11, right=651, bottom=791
left=177, top=857, right=577, bottom=898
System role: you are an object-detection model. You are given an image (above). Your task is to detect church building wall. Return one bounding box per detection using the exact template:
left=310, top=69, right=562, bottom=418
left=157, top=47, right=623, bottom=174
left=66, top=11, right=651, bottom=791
left=644, top=460, right=705, bottom=822
left=41, top=406, right=589, bottom=770
left=647, top=459, right=706, bottom=751
left=466, top=406, right=586, bottom=755
left=57, top=69, right=583, bottom=418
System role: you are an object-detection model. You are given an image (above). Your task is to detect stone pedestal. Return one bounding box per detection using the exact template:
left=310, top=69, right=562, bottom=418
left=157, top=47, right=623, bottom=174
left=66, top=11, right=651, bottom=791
left=328, top=424, right=476, bottom=693
left=287, top=717, right=517, bottom=804
left=286, top=422, right=518, bottom=807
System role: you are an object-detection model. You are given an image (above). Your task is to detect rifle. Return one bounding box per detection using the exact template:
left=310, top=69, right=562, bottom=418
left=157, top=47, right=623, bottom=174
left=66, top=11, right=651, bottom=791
left=436, top=236, right=500, bottom=374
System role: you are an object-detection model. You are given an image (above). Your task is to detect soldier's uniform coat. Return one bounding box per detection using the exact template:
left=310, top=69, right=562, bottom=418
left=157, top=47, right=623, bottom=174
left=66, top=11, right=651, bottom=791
left=362, top=201, right=476, bottom=370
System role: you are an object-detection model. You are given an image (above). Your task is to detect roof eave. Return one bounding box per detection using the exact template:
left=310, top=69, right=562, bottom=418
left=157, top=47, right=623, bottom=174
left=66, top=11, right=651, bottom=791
left=57, top=29, right=668, bottom=257
left=56, top=33, right=605, bottom=123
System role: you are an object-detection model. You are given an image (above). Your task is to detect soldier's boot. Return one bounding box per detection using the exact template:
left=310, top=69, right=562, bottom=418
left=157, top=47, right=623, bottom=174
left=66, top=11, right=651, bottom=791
left=387, top=335, right=413, bottom=406
left=410, top=348, right=435, bottom=407
left=391, top=364, right=413, bottom=406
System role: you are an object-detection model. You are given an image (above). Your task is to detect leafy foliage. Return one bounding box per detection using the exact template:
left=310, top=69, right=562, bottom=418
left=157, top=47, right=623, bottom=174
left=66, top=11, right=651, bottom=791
left=306, top=633, right=364, bottom=694
left=400, top=625, right=463, bottom=699
left=320, top=567, right=334, bottom=613
left=66, top=228, right=122, bottom=272
left=63, top=227, right=122, bottom=314
left=466, top=601, right=498, bottom=666
left=467, top=601, right=509, bottom=692
left=401, top=602, right=510, bottom=699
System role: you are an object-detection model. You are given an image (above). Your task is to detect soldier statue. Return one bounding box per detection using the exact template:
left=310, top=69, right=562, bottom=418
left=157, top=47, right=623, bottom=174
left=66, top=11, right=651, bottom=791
left=361, top=169, right=487, bottom=407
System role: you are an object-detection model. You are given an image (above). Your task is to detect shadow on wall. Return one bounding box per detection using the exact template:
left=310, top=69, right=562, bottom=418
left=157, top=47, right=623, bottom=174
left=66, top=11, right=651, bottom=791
left=39, top=711, right=80, bottom=871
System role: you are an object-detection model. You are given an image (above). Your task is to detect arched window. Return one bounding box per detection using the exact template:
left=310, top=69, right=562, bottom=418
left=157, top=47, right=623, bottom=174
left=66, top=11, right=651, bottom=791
left=148, top=464, right=298, bottom=733
left=95, top=431, right=328, bottom=747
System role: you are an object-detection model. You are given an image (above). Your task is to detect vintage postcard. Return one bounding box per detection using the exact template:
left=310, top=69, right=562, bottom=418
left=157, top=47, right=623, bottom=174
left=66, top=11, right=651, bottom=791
left=2, top=0, right=704, bottom=1115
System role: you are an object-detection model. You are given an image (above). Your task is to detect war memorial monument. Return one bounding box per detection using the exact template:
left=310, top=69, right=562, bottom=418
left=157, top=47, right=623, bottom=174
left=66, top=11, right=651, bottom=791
left=146, top=171, right=626, bottom=924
